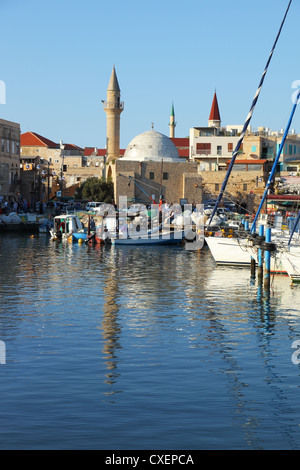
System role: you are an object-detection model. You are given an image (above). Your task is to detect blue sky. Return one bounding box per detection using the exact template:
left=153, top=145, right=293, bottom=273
left=1, top=0, right=299, bottom=149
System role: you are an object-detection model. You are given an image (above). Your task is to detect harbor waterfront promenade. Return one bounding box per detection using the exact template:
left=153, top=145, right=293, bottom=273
left=1, top=232, right=300, bottom=449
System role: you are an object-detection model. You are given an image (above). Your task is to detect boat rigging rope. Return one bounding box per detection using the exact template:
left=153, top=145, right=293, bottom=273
left=208, top=0, right=293, bottom=224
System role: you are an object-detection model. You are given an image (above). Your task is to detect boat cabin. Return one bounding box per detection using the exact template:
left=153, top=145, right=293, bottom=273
left=51, top=214, right=83, bottom=239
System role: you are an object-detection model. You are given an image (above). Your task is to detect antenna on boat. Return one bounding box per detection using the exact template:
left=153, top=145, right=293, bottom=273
left=208, top=0, right=293, bottom=225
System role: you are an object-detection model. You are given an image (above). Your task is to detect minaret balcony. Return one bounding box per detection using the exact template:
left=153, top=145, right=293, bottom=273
left=103, top=101, right=124, bottom=110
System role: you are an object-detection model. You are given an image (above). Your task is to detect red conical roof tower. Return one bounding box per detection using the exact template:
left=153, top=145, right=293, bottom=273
left=208, top=91, right=221, bottom=128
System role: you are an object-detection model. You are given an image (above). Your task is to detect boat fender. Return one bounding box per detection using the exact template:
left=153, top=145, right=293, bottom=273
left=252, top=235, right=265, bottom=246
left=260, top=241, right=276, bottom=252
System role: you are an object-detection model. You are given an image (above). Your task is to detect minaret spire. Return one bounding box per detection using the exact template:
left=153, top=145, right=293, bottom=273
left=169, top=102, right=176, bottom=138
left=103, top=66, right=124, bottom=163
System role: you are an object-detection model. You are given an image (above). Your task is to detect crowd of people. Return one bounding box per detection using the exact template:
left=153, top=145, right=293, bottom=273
left=0, top=198, right=83, bottom=217
left=0, top=197, right=45, bottom=216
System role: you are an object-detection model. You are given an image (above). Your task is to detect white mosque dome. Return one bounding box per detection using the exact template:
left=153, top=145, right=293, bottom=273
left=122, top=130, right=181, bottom=162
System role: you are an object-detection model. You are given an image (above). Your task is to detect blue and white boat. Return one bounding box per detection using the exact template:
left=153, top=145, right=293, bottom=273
left=111, top=226, right=186, bottom=246
left=50, top=214, right=85, bottom=241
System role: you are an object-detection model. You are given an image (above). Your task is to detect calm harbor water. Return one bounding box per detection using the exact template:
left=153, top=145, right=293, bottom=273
left=1, top=233, right=300, bottom=450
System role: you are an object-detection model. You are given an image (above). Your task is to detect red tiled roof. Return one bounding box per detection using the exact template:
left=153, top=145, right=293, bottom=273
left=171, top=137, right=189, bottom=148
left=21, top=132, right=82, bottom=150
left=21, top=131, right=58, bottom=148
left=64, top=143, right=83, bottom=151
left=84, top=148, right=101, bottom=156
left=178, top=149, right=189, bottom=158
left=209, top=92, right=221, bottom=122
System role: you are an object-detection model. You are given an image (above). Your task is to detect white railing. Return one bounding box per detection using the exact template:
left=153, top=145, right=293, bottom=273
left=195, top=149, right=211, bottom=156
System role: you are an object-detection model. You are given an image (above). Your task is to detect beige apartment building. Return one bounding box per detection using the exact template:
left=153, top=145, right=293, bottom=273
left=0, top=118, right=20, bottom=201
left=189, top=126, right=278, bottom=171
left=20, top=131, right=85, bottom=201
left=20, top=132, right=83, bottom=172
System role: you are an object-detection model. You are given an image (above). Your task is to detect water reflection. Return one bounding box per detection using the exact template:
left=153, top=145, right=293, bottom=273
left=1, top=235, right=300, bottom=448
left=101, top=249, right=122, bottom=392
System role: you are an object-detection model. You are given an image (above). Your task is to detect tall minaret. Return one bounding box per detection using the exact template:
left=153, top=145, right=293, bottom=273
left=169, top=102, right=176, bottom=138
left=208, top=91, right=221, bottom=128
left=103, top=66, right=124, bottom=163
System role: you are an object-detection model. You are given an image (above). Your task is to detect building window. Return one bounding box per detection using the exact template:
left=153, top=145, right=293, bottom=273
left=251, top=145, right=257, bottom=152
left=196, top=143, right=211, bottom=155
left=243, top=183, right=248, bottom=191
left=149, top=171, right=155, bottom=180
left=287, top=166, right=297, bottom=172
left=228, top=143, right=233, bottom=152
left=163, top=172, right=168, bottom=180
left=215, top=183, right=219, bottom=191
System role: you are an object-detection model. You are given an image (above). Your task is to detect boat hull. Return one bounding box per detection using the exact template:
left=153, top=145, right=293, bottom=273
left=111, top=231, right=184, bottom=246
left=282, top=248, right=300, bottom=283
left=205, top=236, right=287, bottom=274
left=72, top=232, right=88, bottom=242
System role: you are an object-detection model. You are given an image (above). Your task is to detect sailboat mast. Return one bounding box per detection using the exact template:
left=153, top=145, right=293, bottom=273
left=251, top=88, right=300, bottom=233
left=208, top=0, right=293, bottom=224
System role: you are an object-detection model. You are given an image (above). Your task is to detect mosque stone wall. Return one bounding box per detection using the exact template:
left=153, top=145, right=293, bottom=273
left=116, top=160, right=202, bottom=205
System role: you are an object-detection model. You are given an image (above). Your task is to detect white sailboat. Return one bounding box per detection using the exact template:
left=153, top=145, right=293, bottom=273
left=206, top=78, right=300, bottom=274
left=205, top=1, right=294, bottom=274
left=281, top=248, right=300, bottom=283
left=205, top=233, right=287, bottom=274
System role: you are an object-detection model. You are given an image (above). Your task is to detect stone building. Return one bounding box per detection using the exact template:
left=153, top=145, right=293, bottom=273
left=115, top=130, right=202, bottom=205
left=0, top=118, right=20, bottom=202
left=100, top=67, right=201, bottom=205
left=20, top=131, right=84, bottom=201
left=20, top=132, right=83, bottom=173
left=189, top=92, right=279, bottom=171
left=200, top=162, right=272, bottom=214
